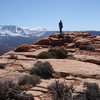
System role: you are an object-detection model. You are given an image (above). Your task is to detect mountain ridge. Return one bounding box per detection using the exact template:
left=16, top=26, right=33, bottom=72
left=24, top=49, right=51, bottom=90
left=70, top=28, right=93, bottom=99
left=0, top=25, right=100, bottom=37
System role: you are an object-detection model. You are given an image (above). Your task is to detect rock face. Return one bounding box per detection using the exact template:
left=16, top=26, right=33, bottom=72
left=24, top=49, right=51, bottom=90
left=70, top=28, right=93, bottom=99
left=14, top=44, right=43, bottom=52
left=34, top=34, right=74, bottom=46
left=94, top=36, right=100, bottom=41
left=76, top=32, right=91, bottom=37
left=73, top=55, right=100, bottom=65
left=33, top=32, right=93, bottom=47
left=14, top=44, right=32, bottom=52
left=75, top=39, right=95, bottom=51
left=0, top=32, right=100, bottom=100
left=34, top=32, right=100, bottom=53
left=65, top=43, right=75, bottom=48
left=75, top=39, right=91, bottom=46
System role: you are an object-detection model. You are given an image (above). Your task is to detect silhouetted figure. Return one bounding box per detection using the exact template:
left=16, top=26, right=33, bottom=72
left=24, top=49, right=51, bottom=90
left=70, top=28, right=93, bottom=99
left=59, top=20, right=63, bottom=34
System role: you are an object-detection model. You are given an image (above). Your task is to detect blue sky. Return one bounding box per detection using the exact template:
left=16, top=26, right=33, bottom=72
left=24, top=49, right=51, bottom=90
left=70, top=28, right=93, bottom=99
left=0, top=0, right=100, bottom=31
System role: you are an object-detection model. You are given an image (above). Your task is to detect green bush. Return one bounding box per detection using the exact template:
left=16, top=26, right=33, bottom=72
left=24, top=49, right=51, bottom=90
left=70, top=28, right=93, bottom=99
left=30, top=61, right=54, bottom=79
left=84, top=82, right=100, bottom=100
left=79, top=45, right=95, bottom=51
left=0, top=80, right=34, bottom=100
left=36, top=48, right=68, bottom=59
left=18, top=74, right=40, bottom=87
left=85, top=45, right=95, bottom=51
left=0, top=63, right=6, bottom=69
left=0, top=80, right=17, bottom=100
left=48, top=80, right=73, bottom=100
left=36, top=51, right=53, bottom=59
left=48, top=48, right=68, bottom=59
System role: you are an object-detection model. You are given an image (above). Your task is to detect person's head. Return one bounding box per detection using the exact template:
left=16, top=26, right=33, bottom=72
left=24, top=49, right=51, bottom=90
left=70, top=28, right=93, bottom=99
left=60, top=20, right=62, bottom=22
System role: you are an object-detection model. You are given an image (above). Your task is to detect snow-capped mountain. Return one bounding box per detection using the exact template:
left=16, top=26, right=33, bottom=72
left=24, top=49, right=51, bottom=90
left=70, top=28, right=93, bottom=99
left=0, top=25, right=48, bottom=37
left=0, top=25, right=57, bottom=55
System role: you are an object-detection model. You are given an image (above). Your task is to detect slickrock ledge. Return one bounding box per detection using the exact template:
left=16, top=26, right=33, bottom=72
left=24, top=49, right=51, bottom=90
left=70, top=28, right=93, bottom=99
left=0, top=32, right=100, bottom=100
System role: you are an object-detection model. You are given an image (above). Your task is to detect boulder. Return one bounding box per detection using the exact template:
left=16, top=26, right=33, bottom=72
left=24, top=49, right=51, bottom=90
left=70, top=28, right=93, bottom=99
left=94, top=36, right=100, bottom=41
left=65, top=43, right=75, bottom=48
left=50, top=33, right=59, bottom=38
left=49, top=37, right=59, bottom=46
left=75, top=39, right=94, bottom=50
left=75, top=39, right=91, bottom=46
left=34, top=37, right=50, bottom=45
left=65, top=35, right=74, bottom=43
left=79, top=44, right=95, bottom=51
left=31, top=45, right=42, bottom=49
left=75, top=32, right=91, bottom=37
left=14, top=44, right=32, bottom=52
left=82, top=32, right=91, bottom=36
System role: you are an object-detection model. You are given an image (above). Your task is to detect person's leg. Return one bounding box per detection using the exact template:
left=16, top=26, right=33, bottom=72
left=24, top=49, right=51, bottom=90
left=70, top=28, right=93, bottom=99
left=60, top=27, right=62, bottom=33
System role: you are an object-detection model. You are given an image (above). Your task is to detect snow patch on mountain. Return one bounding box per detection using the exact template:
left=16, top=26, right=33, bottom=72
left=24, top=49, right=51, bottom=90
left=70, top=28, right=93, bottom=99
left=0, top=25, right=48, bottom=37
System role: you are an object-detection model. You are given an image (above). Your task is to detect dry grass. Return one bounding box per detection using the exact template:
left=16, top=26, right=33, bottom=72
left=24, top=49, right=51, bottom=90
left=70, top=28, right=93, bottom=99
left=73, top=73, right=100, bottom=80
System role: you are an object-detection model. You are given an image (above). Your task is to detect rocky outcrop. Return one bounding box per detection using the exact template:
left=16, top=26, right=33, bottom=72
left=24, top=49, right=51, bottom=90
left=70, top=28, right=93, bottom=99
left=14, top=44, right=44, bottom=52
left=93, top=36, right=100, bottom=41
left=74, top=32, right=91, bottom=37
left=34, top=34, right=74, bottom=46
left=75, top=39, right=95, bottom=51
left=0, top=31, right=100, bottom=100
left=33, top=32, right=100, bottom=53
left=34, top=32, right=93, bottom=47
left=65, top=43, right=75, bottom=48
left=14, top=44, right=32, bottom=52
left=75, top=39, right=91, bottom=47
left=73, top=54, right=100, bottom=65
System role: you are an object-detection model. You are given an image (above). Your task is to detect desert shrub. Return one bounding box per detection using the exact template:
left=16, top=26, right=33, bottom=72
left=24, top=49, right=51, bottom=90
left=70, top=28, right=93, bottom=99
left=36, top=51, right=53, bottom=59
left=18, top=74, right=40, bottom=87
left=84, top=82, right=100, bottom=100
left=48, top=48, right=68, bottom=59
left=79, top=45, right=95, bottom=51
left=0, top=80, right=34, bottom=100
left=48, top=80, right=73, bottom=100
left=74, top=73, right=93, bottom=79
left=36, top=48, right=68, bottom=59
left=85, top=45, right=95, bottom=51
left=8, top=90, right=34, bottom=100
left=0, top=63, right=6, bottom=69
left=0, top=80, right=17, bottom=100
left=30, top=61, right=54, bottom=79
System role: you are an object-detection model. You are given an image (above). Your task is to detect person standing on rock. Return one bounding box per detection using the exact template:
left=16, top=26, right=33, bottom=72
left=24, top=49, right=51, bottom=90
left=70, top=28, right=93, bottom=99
left=59, top=20, right=63, bottom=34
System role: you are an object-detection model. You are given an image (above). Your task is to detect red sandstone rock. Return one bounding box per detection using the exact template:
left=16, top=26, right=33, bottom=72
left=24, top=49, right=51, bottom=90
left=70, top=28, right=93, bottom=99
left=34, top=37, right=50, bottom=45
left=65, top=43, right=75, bottom=48
left=94, top=36, right=100, bottom=41
left=75, top=32, right=91, bottom=37
left=34, top=34, right=74, bottom=46
left=49, top=33, right=59, bottom=38
left=82, top=32, right=91, bottom=36
left=14, top=44, right=32, bottom=52
left=75, top=39, right=91, bottom=46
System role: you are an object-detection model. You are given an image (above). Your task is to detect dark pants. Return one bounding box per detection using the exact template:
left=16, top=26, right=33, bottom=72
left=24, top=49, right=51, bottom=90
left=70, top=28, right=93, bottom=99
left=59, top=27, right=62, bottom=34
